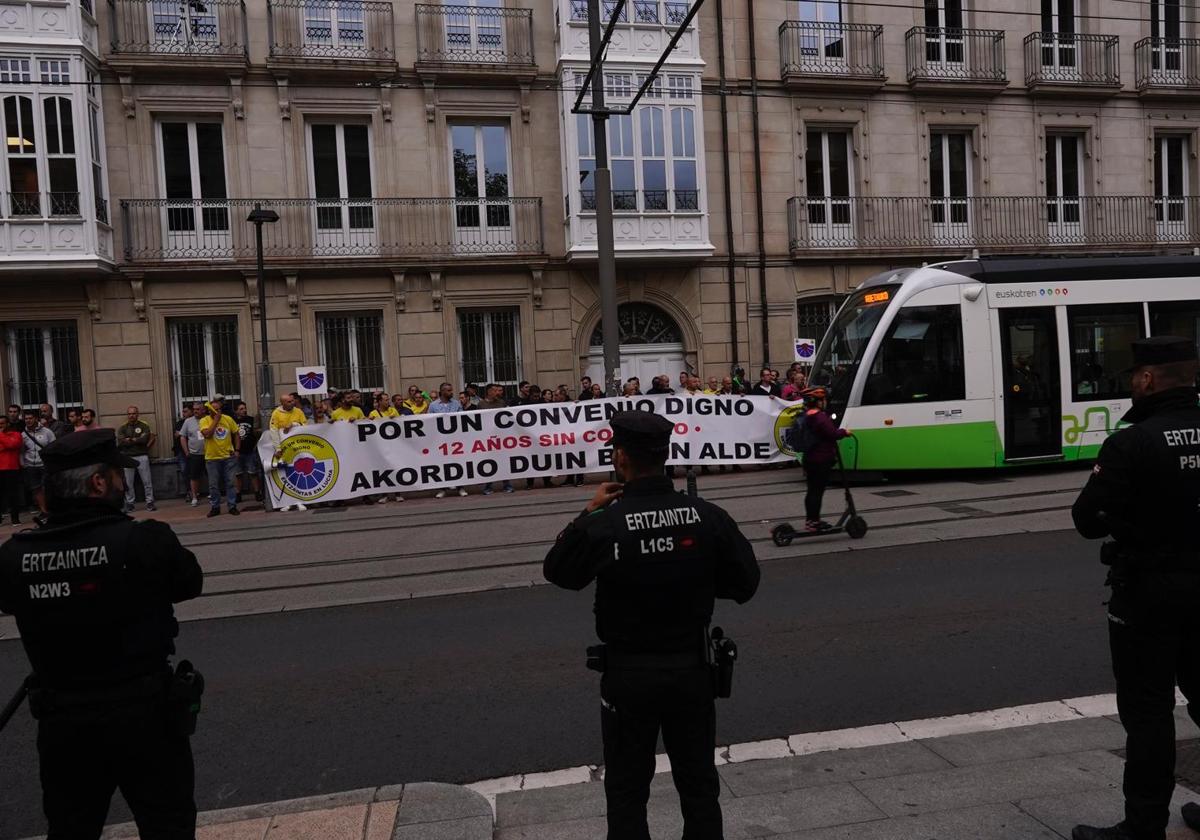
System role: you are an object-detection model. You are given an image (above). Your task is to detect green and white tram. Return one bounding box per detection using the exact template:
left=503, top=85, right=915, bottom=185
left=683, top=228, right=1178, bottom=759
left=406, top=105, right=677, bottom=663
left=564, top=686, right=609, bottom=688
left=808, top=256, right=1200, bottom=471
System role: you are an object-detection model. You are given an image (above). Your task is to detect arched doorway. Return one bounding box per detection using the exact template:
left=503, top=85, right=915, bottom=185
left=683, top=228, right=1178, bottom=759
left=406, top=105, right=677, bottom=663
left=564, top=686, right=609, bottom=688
left=585, top=302, right=686, bottom=388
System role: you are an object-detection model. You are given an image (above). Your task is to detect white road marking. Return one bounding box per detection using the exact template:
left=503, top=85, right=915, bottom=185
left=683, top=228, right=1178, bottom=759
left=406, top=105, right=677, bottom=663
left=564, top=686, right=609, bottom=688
left=465, top=691, right=1190, bottom=812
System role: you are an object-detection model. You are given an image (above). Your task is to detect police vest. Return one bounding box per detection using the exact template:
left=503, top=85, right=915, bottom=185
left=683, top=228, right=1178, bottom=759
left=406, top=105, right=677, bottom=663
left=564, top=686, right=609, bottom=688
left=595, top=490, right=719, bottom=654
left=0, top=514, right=179, bottom=689
left=1135, top=402, right=1200, bottom=554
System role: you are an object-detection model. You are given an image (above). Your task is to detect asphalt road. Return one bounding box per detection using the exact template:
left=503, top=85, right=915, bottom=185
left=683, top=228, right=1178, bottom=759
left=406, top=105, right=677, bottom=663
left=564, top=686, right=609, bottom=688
left=0, top=528, right=1112, bottom=838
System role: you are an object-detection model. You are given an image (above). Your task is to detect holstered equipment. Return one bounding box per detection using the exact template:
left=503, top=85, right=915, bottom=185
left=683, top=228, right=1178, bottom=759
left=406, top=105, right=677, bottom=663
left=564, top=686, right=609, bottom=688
left=709, top=627, right=737, bottom=700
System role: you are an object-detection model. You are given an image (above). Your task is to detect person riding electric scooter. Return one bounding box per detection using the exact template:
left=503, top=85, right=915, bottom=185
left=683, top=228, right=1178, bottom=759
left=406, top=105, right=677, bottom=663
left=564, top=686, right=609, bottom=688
left=796, top=387, right=850, bottom=532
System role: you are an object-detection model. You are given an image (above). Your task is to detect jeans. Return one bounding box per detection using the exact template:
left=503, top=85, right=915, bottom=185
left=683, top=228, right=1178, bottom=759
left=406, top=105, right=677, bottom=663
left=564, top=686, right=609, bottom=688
left=124, top=454, right=155, bottom=507
left=206, top=458, right=238, bottom=510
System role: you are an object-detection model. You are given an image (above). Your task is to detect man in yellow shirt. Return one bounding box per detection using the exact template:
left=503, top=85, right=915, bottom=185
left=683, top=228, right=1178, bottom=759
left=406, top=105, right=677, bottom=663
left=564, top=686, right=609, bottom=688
left=199, top=397, right=240, bottom=518
left=268, top=393, right=307, bottom=513
left=402, top=386, right=429, bottom=415
left=270, top=392, right=307, bottom=433
left=368, top=391, right=399, bottom=420
left=330, top=392, right=365, bottom=422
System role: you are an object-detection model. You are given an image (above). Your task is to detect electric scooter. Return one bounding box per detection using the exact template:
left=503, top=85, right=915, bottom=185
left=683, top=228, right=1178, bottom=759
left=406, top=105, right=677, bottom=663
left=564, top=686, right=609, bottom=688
left=770, top=445, right=868, bottom=546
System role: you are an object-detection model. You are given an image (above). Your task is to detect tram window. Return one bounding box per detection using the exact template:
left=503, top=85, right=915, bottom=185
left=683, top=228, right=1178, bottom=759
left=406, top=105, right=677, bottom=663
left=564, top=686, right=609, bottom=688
left=862, top=305, right=965, bottom=405
left=1149, top=300, right=1200, bottom=387
left=1149, top=300, right=1200, bottom=348
left=1067, top=303, right=1145, bottom=400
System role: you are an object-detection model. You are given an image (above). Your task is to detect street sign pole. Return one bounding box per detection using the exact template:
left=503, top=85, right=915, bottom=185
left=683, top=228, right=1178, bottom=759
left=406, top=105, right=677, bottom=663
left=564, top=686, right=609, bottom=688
left=587, top=0, right=621, bottom=397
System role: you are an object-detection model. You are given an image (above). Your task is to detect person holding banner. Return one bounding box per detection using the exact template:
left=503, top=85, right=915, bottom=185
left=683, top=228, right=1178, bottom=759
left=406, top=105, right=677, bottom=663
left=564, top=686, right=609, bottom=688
left=269, top=393, right=308, bottom=512
left=479, top=384, right=515, bottom=495
left=544, top=410, right=760, bottom=840
left=428, top=383, right=470, bottom=499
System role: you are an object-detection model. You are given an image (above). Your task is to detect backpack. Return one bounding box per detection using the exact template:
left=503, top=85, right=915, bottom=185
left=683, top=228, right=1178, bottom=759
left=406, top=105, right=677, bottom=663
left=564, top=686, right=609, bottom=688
left=784, top=411, right=816, bottom=455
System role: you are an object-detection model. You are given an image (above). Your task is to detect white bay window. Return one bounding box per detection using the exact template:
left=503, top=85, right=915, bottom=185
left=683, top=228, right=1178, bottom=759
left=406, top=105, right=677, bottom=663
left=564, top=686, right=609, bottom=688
left=573, top=72, right=700, bottom=214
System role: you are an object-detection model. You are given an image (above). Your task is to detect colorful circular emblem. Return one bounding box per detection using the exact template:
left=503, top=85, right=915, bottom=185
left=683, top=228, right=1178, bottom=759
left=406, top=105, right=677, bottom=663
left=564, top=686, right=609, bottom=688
left=773, top=403, right=808, bottom=458
left=270, top=433, right=340, bottom=502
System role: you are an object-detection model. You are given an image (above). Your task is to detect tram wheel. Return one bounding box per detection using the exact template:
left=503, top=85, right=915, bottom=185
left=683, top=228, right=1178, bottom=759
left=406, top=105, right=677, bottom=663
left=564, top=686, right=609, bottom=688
left=771, top=523, right=796, bottom=547
left=846, top=516, right=868, bottom=540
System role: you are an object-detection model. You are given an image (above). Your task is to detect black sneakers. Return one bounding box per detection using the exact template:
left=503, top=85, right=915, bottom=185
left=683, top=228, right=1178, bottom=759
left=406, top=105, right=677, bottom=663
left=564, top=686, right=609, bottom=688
left=207, top=508, right=220, bottom=518
left=1071, top=824, right=1136, bottom=840
left=1183, top=802, right=1200, bottom=831
left=228, top=506, right=240, bottom=516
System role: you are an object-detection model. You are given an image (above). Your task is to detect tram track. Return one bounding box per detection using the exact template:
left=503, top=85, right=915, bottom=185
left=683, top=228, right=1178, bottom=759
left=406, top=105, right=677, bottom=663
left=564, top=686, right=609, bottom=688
left=194, top=489, right=1079, bottom=601
left=176, top=475, right=1083, bottom=550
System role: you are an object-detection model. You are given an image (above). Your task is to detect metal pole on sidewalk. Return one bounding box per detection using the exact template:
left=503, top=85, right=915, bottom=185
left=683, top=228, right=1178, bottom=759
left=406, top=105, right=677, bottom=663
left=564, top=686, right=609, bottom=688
left=247, top=204, right=279, bottom=432
left=587, top=0, right=621, bottom=397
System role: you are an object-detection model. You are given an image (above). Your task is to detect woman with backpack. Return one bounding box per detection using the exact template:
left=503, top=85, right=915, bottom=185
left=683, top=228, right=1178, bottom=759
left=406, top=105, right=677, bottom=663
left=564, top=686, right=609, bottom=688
left=794, top=387, right=850, bottom=532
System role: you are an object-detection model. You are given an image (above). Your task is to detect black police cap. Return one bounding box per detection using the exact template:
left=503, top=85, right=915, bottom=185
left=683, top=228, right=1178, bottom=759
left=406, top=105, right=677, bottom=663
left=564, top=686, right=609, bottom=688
left=41, top=428, right=138, bottom=475
left=1126, top=336, right=1199, bottom=372
left=610, top=410, right=674, bottom=456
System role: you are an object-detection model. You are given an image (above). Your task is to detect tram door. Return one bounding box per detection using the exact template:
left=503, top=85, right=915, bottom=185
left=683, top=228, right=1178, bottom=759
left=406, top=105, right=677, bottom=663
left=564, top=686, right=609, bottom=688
left=999, top=308, right=1062, bottom=460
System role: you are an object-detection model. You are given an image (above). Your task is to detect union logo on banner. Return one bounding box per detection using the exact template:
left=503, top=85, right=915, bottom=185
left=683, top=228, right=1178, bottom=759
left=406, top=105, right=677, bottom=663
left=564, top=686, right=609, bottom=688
left=296, top=366, right=327, bottom=395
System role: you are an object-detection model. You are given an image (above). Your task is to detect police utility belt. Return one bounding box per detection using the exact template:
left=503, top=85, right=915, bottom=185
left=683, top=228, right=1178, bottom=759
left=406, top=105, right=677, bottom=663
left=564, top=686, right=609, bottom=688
left=27, top=660, right=205, bottom=737
left=1101, top=541, right=1200, bottom=582
left=586, top=627, right=739, bottom=700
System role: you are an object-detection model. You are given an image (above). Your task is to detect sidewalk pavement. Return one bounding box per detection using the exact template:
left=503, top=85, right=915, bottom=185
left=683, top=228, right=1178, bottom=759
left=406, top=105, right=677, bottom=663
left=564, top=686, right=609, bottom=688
left=69, top=701, right=1199, bottom=840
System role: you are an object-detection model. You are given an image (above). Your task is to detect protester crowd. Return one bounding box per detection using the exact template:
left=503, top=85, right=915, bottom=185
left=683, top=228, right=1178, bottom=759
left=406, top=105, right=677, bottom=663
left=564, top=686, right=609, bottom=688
left=0, top=365, right=811, bottom=523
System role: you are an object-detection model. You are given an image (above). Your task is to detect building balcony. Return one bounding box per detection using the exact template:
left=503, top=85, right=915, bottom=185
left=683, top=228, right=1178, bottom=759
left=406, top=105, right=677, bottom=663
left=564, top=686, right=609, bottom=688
left=558, top=0, right=697, bottom=64
left=566, top=188, right=710, bottom=260
left=267, top=0, right=396, bottom=75
left=905, top=27, right=1006, bottom=93
left=0, top=191, right=114, bottom=268
left=787, top=195, right=1200, bottom=257
left=579, top=188, right=699, bottom=213
left=119, top=197, right=544, bottom=266
left=106, top=0, right=248, bottom=71
left=778, top=21, right=885, bottom=91
left=415, top=4, right=535, bottom=80
left=0, top=0, right=100, bottom=51
left=1023, top=32, right=1119, bottom=95
left=1135, top=37, right=1200, bottom=96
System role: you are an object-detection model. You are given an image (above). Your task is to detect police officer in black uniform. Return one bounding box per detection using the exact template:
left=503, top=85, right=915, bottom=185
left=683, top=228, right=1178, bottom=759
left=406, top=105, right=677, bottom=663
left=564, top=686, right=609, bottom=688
left=1071, top=336, right=1200, bottom=840
left=0, top=429, right=204, bottom=839
left=544, top=410, right=760, bottom=840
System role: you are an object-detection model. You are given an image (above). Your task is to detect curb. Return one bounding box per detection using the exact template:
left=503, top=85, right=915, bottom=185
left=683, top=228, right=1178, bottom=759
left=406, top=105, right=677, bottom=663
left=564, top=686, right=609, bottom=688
left=15, top=782, right=494, bottom=840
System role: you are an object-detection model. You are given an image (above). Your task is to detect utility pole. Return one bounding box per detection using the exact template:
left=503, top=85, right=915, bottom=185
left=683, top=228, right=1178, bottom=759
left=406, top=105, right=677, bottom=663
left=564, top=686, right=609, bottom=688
left=573, top=0, right=705, bottom=396
left=586, top=0, right=621, bottom=397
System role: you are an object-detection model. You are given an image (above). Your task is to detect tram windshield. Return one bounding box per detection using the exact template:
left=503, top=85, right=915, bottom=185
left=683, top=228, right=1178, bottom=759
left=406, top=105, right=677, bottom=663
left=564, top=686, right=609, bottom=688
left=808, top=286, right=899, bottom=418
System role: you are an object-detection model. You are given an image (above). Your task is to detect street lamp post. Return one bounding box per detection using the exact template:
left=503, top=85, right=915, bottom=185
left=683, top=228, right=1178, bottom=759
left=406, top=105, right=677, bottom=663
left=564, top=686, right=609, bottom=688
left=247, top=204, right=279, bottom=431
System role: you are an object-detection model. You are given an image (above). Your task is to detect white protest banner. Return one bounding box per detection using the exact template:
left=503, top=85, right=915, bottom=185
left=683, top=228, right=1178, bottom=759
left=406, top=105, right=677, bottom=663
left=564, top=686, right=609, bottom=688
left=258, top=395, right=805, bottom=506
left=794, top=338, right=816, bottom=363
left=295, top=366, right=328, bottom=396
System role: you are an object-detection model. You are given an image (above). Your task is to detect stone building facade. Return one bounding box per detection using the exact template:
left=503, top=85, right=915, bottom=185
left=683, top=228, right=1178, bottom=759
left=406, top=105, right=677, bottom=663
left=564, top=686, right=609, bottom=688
left=0, top=0, right=1194, bottom=463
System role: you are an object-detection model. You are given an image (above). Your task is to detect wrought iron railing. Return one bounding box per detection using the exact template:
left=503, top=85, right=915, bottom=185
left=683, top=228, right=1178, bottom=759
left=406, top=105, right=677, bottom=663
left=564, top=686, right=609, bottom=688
left=579, top=189, right=700, bottom=213
left=5, top=192, right=84, bottom=217
left=779, top=21, right=884, bottom=79
left=268, top=0, right=394, bottom=61
left=905, top=26, right=1006, bottom=83
left=788, top=195, right=1200, bottom=251
left=96, top=197, right=109, bottom=224
left=1023, top=32, right=1119, bottom=86
left=569, top=0, right=687, bottom=25
left=108, top=0, right=248, bottom=57
left=120, top=197, right=544, bottom=261
left=1135, top=37, right=1200, bottom=89
left=415, top=4, right=533, bottom=66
